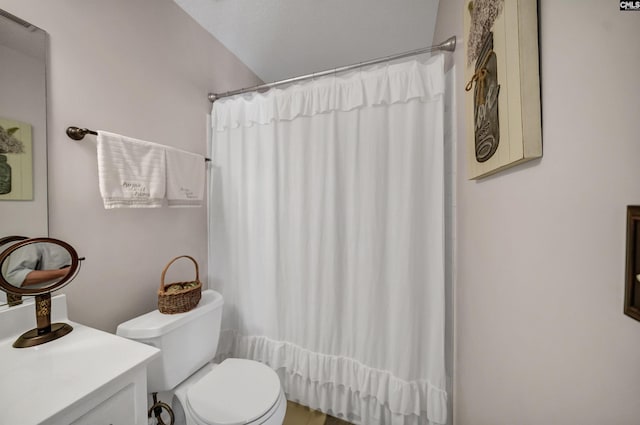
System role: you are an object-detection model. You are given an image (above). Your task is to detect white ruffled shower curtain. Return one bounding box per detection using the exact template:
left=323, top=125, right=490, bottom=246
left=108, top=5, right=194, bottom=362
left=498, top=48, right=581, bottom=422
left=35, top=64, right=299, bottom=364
left=208, top=55, right=447, bottom=425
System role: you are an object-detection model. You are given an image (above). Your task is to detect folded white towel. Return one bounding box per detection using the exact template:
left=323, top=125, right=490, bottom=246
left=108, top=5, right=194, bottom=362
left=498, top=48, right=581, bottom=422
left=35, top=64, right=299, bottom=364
left=165, top=147, right=205, bottom=207
left=96, top=131, right=166, bottom=209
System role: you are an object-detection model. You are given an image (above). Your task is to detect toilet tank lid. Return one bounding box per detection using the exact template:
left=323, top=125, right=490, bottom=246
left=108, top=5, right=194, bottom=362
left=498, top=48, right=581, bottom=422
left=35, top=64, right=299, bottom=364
left=116, top=290, right=223, bottom=340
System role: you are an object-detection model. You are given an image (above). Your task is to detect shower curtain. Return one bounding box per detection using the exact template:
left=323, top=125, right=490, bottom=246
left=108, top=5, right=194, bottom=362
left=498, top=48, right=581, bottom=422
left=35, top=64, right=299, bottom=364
left=208, top=55, right=447, bottom=425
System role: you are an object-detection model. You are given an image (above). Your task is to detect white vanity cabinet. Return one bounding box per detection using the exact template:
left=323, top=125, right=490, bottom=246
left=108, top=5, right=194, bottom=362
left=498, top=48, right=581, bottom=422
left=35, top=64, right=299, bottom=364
left=0, top=295, right=159, bottom=425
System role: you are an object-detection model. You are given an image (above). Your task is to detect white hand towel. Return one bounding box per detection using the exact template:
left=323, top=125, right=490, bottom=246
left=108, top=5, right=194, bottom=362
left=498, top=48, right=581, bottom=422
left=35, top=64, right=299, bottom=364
left=165, top=147, right=205, bottom=207
left=96, top=131, right=166, bottom=209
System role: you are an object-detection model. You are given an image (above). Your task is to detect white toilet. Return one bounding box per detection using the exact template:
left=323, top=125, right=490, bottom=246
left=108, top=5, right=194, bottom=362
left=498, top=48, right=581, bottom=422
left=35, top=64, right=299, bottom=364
left=116, top=290, right=287, bottom=425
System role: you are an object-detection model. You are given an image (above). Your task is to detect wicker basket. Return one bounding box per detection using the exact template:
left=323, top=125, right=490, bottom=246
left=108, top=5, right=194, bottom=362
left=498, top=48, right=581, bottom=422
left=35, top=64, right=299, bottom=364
left=158, top=255, right=202, bottom=314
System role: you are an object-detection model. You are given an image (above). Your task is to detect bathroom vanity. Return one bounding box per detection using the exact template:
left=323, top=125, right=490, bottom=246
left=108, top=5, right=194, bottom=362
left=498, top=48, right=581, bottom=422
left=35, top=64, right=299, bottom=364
left=0, top=294, right=159, bottom=424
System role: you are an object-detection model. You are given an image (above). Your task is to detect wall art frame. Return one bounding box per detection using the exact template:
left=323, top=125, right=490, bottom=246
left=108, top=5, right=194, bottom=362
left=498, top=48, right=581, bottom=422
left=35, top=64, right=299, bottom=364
left=463, top=0, right=542, bottom=179
left=0, top=117, right=33, bottom=201
left=624, top=206, right=640, bottom=322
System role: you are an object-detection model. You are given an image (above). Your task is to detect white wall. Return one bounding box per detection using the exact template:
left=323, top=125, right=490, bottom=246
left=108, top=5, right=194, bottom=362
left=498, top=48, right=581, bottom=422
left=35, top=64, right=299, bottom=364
left=436, top=1, right=640, bottom=423
left=0, top=0, right=261, bottom=332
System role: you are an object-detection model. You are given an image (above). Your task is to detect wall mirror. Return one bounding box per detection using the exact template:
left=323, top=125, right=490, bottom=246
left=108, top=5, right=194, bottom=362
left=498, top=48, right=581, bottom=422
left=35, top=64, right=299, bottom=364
left=0, top=9, right=49, bottom=308
left=0, top=238, right=82, bottom=348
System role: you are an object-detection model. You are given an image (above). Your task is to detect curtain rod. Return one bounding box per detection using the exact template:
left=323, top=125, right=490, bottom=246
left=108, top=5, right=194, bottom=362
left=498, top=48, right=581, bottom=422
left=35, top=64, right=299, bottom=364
left=65, top=126, right=211, bottom=162
left=208, top=36, right=456, bottom=103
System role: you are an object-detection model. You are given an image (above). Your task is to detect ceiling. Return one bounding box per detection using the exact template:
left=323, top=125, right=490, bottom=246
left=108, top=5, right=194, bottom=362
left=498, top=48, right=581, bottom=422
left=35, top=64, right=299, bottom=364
left=174, top=0, right=441, bottom=84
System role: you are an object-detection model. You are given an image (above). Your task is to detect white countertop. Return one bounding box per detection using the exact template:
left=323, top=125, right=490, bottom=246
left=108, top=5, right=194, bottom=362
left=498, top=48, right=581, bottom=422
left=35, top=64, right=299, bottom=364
left=0, top=295, right=159, bottom=424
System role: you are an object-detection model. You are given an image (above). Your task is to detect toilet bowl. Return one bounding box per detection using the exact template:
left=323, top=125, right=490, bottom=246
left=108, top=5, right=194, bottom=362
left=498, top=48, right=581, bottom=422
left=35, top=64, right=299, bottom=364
left=116, top=290, right=286, bottom=425
left=172, top=361, right=286, bottom=425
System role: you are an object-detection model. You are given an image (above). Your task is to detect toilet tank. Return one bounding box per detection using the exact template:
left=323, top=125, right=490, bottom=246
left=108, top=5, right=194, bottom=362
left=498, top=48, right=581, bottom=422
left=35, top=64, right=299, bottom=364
left=116, top=289, right=223, bottom=392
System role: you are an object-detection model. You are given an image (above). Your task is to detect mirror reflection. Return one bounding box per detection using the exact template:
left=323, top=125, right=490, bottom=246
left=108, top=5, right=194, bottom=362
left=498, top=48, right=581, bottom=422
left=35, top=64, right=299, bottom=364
left=0, top=8, right=48, bottom=308
left=0, top=10, right=49, bottom=240
left=2, top=242, right=72, bottom=289
left=0, top=235, right=27, bottom=306
left=0, top=237, right=80, bottom=296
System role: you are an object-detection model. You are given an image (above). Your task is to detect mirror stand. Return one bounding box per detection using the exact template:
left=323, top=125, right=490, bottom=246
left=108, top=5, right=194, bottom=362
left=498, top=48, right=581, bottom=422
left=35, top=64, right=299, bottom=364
left=0, top=237, right=81, bottom=348
left=13, top=293, right=73, bottom=348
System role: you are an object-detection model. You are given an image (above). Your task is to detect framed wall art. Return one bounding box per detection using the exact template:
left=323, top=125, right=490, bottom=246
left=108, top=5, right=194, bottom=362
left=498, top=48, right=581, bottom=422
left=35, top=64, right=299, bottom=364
left=0, top=117, right=33, bottom=200
left=464, top=0, right=542, bottom=179
left=625, top=206, right=640, bottom=322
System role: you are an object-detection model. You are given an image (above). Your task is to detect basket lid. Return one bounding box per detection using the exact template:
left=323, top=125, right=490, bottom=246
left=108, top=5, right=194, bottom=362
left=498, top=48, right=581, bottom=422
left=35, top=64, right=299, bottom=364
left=117, top=290, right=222, bottom=339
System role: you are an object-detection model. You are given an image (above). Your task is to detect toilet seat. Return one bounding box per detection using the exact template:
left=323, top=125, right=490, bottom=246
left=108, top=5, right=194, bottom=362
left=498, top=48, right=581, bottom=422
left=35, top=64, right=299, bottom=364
left=186, top=358, right=282, bottom=425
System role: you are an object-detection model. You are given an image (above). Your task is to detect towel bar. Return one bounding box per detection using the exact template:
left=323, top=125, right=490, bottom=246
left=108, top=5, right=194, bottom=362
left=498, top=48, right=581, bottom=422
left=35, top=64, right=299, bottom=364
left=66, top=126, right=211, bottom=162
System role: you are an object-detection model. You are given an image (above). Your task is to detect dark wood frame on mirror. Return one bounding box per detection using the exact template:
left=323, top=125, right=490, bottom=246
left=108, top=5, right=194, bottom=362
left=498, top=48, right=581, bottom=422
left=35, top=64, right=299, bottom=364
left=624, top=206, right=640, bottom=322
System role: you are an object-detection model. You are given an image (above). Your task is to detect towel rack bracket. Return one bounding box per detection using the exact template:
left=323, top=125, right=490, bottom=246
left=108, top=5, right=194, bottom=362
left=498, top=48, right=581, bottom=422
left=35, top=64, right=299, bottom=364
left=66, top=126, right=97, bottom=141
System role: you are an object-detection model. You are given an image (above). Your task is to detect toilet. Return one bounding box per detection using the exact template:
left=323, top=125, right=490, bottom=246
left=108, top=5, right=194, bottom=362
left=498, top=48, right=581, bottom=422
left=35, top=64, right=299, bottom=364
left=116, top=290, right=287, bottom=425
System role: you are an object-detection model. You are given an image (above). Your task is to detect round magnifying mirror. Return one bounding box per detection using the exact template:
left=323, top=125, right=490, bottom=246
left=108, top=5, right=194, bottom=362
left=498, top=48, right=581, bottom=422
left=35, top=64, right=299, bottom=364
left=0, top=238, right=80, bottom=295
left=0, top=238, right=82, bottom=348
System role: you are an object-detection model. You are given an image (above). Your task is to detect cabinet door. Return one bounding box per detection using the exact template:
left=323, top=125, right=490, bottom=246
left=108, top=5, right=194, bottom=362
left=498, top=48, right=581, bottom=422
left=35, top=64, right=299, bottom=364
left=70, top=384, right=136, bottom=425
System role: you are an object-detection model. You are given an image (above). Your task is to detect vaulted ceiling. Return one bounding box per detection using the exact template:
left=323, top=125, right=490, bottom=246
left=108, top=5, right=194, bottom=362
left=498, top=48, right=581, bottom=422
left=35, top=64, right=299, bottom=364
left=174, top=0, right=441, bottom=83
